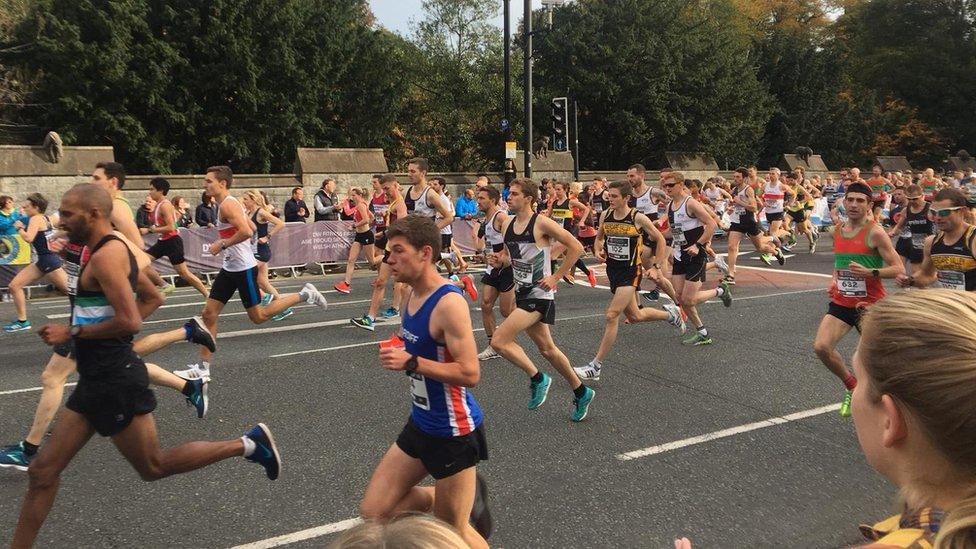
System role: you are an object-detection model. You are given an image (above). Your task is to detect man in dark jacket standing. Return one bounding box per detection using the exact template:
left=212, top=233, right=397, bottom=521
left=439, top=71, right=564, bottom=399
left=314, top=178, right=340, bottom=221
left=284, top=187, right=309, bottom=223
left=195, top=191, right=218, bottom=228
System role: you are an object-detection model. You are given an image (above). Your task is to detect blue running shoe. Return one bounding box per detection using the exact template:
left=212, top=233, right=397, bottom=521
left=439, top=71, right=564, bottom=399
left=0, top=442, right=32, bottom=471
left=528, top=373, right=552, bottom=410
left=379, top=307, right=399, bottom=319
left=185, top=378, right=209, bottom=418
left=571, top=386, right=595, bottom=422
left=3, top=319, right=31, bottom=333
left=244, top=423, right=281, bottom=480
left=260, top=293, right=273, bottom=307
left=271, top=308, right=294, bottom=322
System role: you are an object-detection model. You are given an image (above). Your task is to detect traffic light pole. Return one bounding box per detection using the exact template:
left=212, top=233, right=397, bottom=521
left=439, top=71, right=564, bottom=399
left=572, top=99, right=580, bottom=181
left=503, top=0, right=514, bottom=185
left=523, top=0, right=532, bottom=178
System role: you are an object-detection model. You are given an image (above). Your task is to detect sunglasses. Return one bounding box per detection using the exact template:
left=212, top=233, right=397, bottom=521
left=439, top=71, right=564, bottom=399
left=662, top=182, right=677, bottom=189
left=907, top=196, right=923, bottom=201
left=931, top=206, right=964, bottom=217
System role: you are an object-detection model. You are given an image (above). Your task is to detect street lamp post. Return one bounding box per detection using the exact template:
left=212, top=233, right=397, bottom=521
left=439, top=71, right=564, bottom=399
left=523, top=0, right=533, bottom=178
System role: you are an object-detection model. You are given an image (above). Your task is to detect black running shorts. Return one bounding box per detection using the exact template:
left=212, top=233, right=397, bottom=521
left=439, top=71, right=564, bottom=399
left=396, top=418, right=488, bottom=480
left=209, top=267, right=261, bottom=309
left=440, top=234, right=453, bottom=250
left=254, top=242, right=271, bottom=263
left=729, top=219, right=761, bottom=237
left=765, top=211, right=784, bottom=223
left=516, top=297, right=556, bottom=325
left=787, top=209, right=807, bottom=223
left=607, top=264, right=642, bottom=293
left=354, top=231, right=375, bottom=246
left=146, top=236, right=186, bottom=265
left=66, top=355, right=157, bottom=437
left=36, top=253, right=63, bottom=274
left=827, top=302, right=862, bottom=332
left=671, top=246, right=707, bottom=282
left=481, top=266, right=515, bottom=293
left=53, top=340, right=75, bottom=359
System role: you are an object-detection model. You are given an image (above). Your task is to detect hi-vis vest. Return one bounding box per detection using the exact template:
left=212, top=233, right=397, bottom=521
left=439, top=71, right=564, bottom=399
left=859, top=508, right=943, bottom=548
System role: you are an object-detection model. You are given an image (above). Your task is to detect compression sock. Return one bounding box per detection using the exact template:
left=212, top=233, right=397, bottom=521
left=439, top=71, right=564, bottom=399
left=573, top=384, right=588, bottom=398
left=574, top=258, right=591, bottom=275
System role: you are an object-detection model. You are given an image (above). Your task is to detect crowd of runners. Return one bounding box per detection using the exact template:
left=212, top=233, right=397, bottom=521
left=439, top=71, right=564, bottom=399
left=1, top=158, right=976, bottom=548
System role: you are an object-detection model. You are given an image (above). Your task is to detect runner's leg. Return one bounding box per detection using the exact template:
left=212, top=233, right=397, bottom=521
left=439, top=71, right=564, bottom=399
left=8, top=264, right=42, bottom=322
left=175, top=263, right=209, bottom=297
left=432, top=467, right=488, bottom=549
left=813, top=314, right=855, bottom=382
left=524, top=321, right=583, bottom=390
left=490, top=308, right=544, bottom=377
left=24, top=354, right=76, bottom=447
left=359, top=443, right=433, bottom=519
left=595, top=287, right=636, bottom=362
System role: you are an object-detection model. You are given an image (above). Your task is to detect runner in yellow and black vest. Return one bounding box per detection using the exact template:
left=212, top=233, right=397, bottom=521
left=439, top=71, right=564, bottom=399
left=897, top=188, right=976, bottom=292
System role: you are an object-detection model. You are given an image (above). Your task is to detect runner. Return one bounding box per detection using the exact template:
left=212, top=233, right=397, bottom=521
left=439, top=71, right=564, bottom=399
left=3, top=193, right=67, bottom=333
left=488, top=178, right=595, bottom=422
left=143, top=177, right=209, bottom=297
left=627, top=164, right=679, bottom=302
left=574, top=180, right=684, bottom=380
left=724, top=167, right=786, bottom=284
left=428, top=178, right=477, bottom=301
left=812, top=182, right=902, bottom=417
left=884, top=184, right=933, bottom=278
left=865, top=165, right=890, bottom=220
left=662, top=173, right=733, bottom=346
left=473, top=186, right=515, bottom=361
left=359, top=215, right=491, bottom=548
left=333, top=187, right=379, bottom=294
left=761, top=168, right=792, bottom=249
left=369, top=175, right=389, bottom=264
left=896, top=188, right=976, bottom=291
left=240, top=190, right=292, bottom=321
left=89, top=162, right=174, bottom=296
left=351, top=174, right=409, bottom=330
left=176, top=166, right=327, bottom=380
left=784, top=177, right=816, bottom=253
left=10, top=184, right=281, bottom=548
left=545, top=181, right=595, bottom=286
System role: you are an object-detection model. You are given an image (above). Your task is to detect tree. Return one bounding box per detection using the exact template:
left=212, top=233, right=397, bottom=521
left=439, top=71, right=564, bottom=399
left=532, top=0, right=773, bottom=170
left=0, top=0, right=33, bottom=142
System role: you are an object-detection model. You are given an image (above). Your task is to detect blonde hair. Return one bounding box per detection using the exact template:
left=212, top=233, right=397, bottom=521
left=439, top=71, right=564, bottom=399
left=242, top=190, right=268, bottom=211
left=860, top=290, right=976, bottom=548
left=330, top=515, right=467, bottom=549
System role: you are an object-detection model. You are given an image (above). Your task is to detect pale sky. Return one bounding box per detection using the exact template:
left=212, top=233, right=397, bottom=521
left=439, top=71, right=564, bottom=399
left=369, top=0, right=554, bottom=35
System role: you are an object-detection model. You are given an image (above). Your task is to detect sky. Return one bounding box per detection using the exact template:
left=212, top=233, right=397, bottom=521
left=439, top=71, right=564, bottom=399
left=369, top=0, right=553, bottom=35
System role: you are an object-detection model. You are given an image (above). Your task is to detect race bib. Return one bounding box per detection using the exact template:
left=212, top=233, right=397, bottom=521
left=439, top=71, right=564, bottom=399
left=606, top=236, right=630, bottom=262
left=64, top=262, right=80, bottom=296
left=250, top=234, right=259, bottom=254
left=670, top=225, right=687, bottom=246
left=836, top=270, right=867, bottom=297
left=511, top=258, right=534, bottom=286
left=911, top=233, right=927, bottom=249
left=937, top=270, right=966, bottom=291
left=408, top=372, right=431, bottom=410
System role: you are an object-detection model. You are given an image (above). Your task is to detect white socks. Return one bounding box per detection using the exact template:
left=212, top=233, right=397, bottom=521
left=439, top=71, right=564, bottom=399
left=241, top=436, right=256, bottom=457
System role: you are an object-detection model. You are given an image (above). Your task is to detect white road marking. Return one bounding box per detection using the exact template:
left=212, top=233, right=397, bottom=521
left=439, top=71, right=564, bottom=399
left=136, top=299, right=371, bottom=326
left=734, top=265, right=833, bottom=279
left=616, top=403, right=841, bottom=461
left=0, top=383, right=77, bottom=396
left=228, top=517, right=364, bottom=549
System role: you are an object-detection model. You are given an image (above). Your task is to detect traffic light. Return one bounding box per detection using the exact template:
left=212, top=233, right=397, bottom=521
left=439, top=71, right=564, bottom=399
left=551, top=97, right=568, bottom=152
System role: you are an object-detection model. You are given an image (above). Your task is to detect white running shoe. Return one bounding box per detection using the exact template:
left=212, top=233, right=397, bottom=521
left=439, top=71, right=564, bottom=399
left=573, top=360, right=601, bottom=381
left=477, top=347, right=500, bottom=361
left=663, top=303, right=686, bottom=334
left=714, top=255, right=730, bottom=276
left=300, top=283, right=328, bottom=309
left=174, top=363, right=210, bottom=382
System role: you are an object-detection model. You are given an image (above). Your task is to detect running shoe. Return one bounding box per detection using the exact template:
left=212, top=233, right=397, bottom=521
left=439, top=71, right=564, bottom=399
left=470, top=473, right=493, bottom=539
left=810, top=242, right=817, bottom=254
left=333, top=281, right=351, bottom=294
left=721, top=275, right=736, bottom=286
left=718, top=280, right=733, bottom=308
left=174, top=363, right=210, bottom=382
left=184, top=316, right=216, bottom=352
left=682, top=332, right=713, bottom=346
left=760, top=253, right=773, bottom=266
left=663, top=303, right=686, bottom=333
left=460, top=275, right=478, bottom=301
left=788, top=232, right=797, bottom=246
left=561, top=275, right=576, bottom=286
left=2, top=319, right=30, bottom=333
left=271, top=308, right=294, bottom=322
left=260, top=293, right=273, bottom=306
left=528, top=373, right=552, bottom=410
left=840, top=390, right=853, bottom=418
left=573, top=360, right=601, bottom=381
left=160, top=283, right=176, bottom=296
left=244, top=423, right=282, bottom=480
left=571, top=386, right=595, bottom=422
left=713, top=255, right=730, bottom=276
left=586, top=269, right=597, bottom=288
left=300, top=283, right=329, bottom=309
left=781, top=243, right=795, bottom=253
left=379, top=307, right=399, bottom=319
left=813, top=229, right=820, bottom=242
left=642, top=289, right=660, bottom=302
left=185, top=377, right=209, bottom=418
left=350, top=315, right=375, bottom=331
left=775, top=248, right=786, bottom=265
left=477, top=347, right=500, bottom=361
left=0, top=442, right=31, bottom=471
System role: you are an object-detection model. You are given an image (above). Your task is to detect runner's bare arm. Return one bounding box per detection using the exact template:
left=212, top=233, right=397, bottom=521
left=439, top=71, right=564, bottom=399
left=261, top=208, right=285, bottom=239
left=134, top=268, right=164, bottom=319
left=859, top=224, right=904, bottom=279
left=17, top=215, right=42, bottom=242
left=219, top=200, right=254, bottom=247
left=593, top=217, right=607, bottom=261
left=112, top=202, right=145, bottom=248
left=687, top=199, right=717, bottom=248
left=78, top=241, right=142, bottom=339
left=901, top=236, right=937, bottom=287
left=635, top=212, right=668, bottom=267
left=150, top=201, right=177, bottom=234
left=537, top=214, right=583, bottom=283
left=430, top=194, right=454, bottom=230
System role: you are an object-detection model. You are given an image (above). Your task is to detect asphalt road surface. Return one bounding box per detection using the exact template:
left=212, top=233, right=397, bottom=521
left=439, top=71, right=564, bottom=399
left=0, top=236, right=898, bottom=548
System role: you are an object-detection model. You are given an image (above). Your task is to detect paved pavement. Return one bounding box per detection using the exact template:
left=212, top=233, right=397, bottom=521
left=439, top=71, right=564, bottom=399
left=0, top=237, right=897, bottom=548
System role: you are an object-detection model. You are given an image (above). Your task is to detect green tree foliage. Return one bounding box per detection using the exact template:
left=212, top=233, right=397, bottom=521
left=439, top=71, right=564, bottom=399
left=532, top=0, right=773, bottom=170
left=13, top=0, right=404, bottom=173
left=0, top=0, right=33, bottom=140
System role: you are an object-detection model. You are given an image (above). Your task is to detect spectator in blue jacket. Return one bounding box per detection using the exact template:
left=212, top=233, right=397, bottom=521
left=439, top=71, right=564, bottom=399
left=0, top=195, right=26, bottom=236
left=455, top=188, right=478, bottom=219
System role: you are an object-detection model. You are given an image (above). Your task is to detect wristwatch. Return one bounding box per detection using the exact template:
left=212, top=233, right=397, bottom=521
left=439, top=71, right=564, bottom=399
left=70, top=325, right=82, bottom=338
left=871, top=269, right=880, bottom=277
left=404, top=355, right=419, bottom=373
left=220, top=241, right=227, bottom=251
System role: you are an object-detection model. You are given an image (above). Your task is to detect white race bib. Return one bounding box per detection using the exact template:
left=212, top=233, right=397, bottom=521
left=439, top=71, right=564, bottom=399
left=64, top=263, right=80, bottom=296
left=837, top=270, right=867, bottom=297
left=606, top=236, right=630, bottom=262
left=408, top=372, right=431, bottom=410
left=511, top=258, right=534, bottom=286
left=937, top=270, right=966, bottom=291
left=670, top=225, right=687, bottom=246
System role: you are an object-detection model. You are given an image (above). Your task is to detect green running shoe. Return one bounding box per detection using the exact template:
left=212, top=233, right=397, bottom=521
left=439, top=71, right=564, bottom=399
left=350, top=315, right=375, bottom=331
left=571, top=386, right=595, bottom=422
left=839, top=390, right=853, bottom=417
left=682, top=332, right=713, bottom=346
left=760, top=253, right=773, bottom=266
left=718, top=280, right=733, bottom=308
left=528, top=373, right=552, bottom=410
left=160, top=283, right=176, bottom=296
